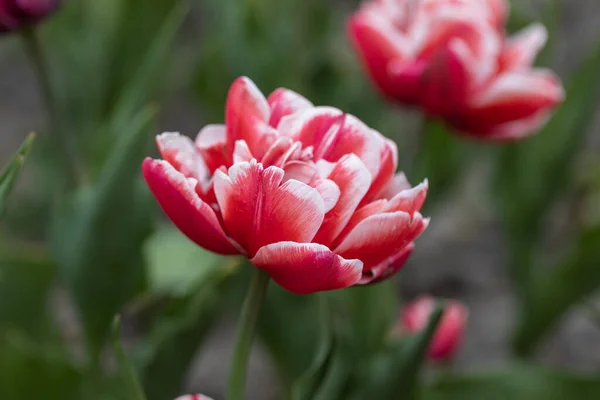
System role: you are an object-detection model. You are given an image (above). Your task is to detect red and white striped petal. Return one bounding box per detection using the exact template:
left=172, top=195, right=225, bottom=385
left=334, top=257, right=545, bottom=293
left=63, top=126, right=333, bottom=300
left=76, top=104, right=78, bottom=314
left=251, top=242, right=363, bottom=294
left=458, top=69, right=564, bottom=134
left=360, top=138, right=398, bottom=206
left=333, top=199, right=387, bottom=248
left=483, top=109, right=552, bottom=141
left=313, top=154, right=372, bottom=247
left=142, top=159, right=240, bottom=255
left=377, top=172, right=412, bottom=200
left=233, top=140, right=254, bottom=164
left=359, top=242, right=414, bottom=284
left=335, top=212, right=428, bottom=270
left=500, top=23, right=547, bottom=71
left=383, top=179, right=428, bottom=216
left=213, top=160, right=325, bottom=256
left=267, top=88, right=314, bottom=128
left=156, top=132, right=208, bottom=182
left=195, top=124, right=228, bottom=173
left=225, top=77, right=277, bottom=159
left=312, top=178, right=341, bottom=214
left=277, top=106, right=344, bottom=148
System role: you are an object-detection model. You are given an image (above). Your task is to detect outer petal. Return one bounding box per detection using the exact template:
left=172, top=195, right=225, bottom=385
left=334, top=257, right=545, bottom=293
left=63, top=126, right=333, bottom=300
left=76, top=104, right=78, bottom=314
left=347, top=6, right=413, bottom=99
left=251, top=242, right=363, bottom=294
left=335, top=212, right=429, bottom=270
left=195, top=124, right=228, bottom=173
left=383, top=179, right=428, bottom=216
left=277, top=106, right=344, bottom=148
left=359, top=242, right=414, bottom=284
left=455, top=69, right=564, bottom=135
left=377, top=172, right=412, bottom=200
left=360, top=138, right=398, bottom=206
left=313, top=154, right=372, bottom=247
left=483, top=109, right=553, bottom=141
left=387, top=60, right=427, bottom=105
left=142, top=159, right=240, bottom=255
left=156, top=132, right=208, bottom=182
left=213, top=160, right=325, bottom=256
left=500, top=23, right=548, bottom=70
left=226, top=77, right=277, bottom=159
left=267, top=88, right=314, bottom=127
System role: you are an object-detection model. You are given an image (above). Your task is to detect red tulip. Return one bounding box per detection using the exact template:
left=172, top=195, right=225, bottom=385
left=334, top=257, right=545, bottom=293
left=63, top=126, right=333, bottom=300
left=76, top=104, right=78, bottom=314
left=0, top=0, right=61, bottom=33
left=143, top=77, right=429, bottom=294
left=401, top=296, right=468, bottom=361
left=348, top=0, right=564, bottom=141
left=174, top=395, right=213, bottom=400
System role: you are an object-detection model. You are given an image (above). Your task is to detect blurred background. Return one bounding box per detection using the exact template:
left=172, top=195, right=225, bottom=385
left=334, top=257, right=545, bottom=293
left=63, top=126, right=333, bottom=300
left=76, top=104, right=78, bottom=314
left=2, top=0, right=600, bottom=399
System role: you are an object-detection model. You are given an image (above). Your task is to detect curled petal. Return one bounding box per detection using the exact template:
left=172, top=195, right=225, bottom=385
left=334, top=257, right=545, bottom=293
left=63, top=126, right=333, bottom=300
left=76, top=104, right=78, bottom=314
left=226, top=77, right=277, bottom=158
left=313, top=154, right=372, bottom=247
left=312, top=178, right=341, bottom=214
left=283, top=161, right=318, bottom=184
left=335, top=212, right=429, bottom=270
left=359, top=242, right=414, bottom=284
left=500, top=23, right=548, bottom=70
left=278, top=106, right=344, bottom=147
left=156, top=132, right=207, bottom=182
left=360, top=139, right=398, bottom=205
left=456, top=69, right=564, bottom=135
left=377, top=172, right=412, bottom=200
left=251, top=242, right=363, bottom=294
left=233, top=140, right=254, bottom=164
left=383, top=179, right=428, bottom=216
left=213, top=160, right=325, bottom=256
left=267, top=88, right=314, bottom=127
left=195, top=124, right=228, bottom=173
left=142, top=159, right=240, bottom=255
left=347, top=6, right=413, bottom=99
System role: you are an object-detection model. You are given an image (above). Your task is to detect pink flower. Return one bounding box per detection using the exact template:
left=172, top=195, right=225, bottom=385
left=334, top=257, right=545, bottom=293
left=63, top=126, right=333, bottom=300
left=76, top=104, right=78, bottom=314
left=143, top=77, right=429, bottom=294
left=401, top=296, right=468, bottom=361
left=0, top=0, right=61, bottom=33
left=174, top=395, right=213, bottom=400
left=348, top=0, right=564, bottom=141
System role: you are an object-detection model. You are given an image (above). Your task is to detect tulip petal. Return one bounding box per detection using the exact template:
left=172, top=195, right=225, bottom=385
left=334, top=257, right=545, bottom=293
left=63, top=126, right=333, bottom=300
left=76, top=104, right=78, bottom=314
left=142, top=158, right=240, bottom=255
left=233, top=140, right=254, bottom=164
left=348, top=6, right=412, bottom=99
left=312, top=178, right=341, bottom=214
left=226, top=77, right=277, bottom=158
left=457, top=69, right=564, bottom=133
left=335, top=211, right=428, bottom=270
left=483, top=109, right=553, bottom=141
left=377, top=172, right=412, bottom=200
left=213, top=160, right=325, bottom=256
left=383, top=179, right=428, bottom=216
left=156, top=132, right=208, bottom=182
left=195, top=124, right=228, bottom=173
left=359, top=242, right=414, bottom=284
left=500, top=23, right=548, bottom=70
left=313, top=154, right=372, bottom=246
left=251, top=242, right=363, bottom=294
left=277, top=106, right=344, bottom=147
left=360, top=138, right=398, bottom=205
left=267, top=88, right=314, bottom=127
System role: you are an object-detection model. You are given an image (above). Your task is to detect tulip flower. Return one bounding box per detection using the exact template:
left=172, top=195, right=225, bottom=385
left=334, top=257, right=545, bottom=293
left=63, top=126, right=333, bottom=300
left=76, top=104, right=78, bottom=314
left=0, top=0, right=62, bottom=32
left=143, top=76, right=428, bottom=295
left=348, top=0, right=564, bottom=141
left=401, top=296, right=468, bottom=361
left=174, top=395, right=213, bottom=400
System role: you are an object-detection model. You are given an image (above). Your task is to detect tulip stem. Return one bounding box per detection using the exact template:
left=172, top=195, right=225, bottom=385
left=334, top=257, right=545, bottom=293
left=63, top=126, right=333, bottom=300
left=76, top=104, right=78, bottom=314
left=227, top=268, right=270, bottom=400
left=21, top=27, right=84, bottom=185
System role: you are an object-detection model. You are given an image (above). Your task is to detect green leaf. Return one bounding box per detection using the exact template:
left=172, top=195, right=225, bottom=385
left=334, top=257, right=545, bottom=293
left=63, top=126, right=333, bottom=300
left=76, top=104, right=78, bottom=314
left=423, top=364, right=600, bottom=400
left=494, top=38, right=600, bottom=303
left=0, top=330, right=81, bottom=399
left=513, top=226, right=600, bottom=356
left=0, top=241, right=55, bottom=339
left=137, top=257, right=239, bottom=400
left=291, top=294, right=334, bottom=400
left=51, top=107, right=156, bottom=360
left=112, top=317, right=147, bottom=400
left=354, top=302, right=445, bottom=400
left=0, top=133, right=35, bottom=215
left=143, top=227, right=227, bottom=296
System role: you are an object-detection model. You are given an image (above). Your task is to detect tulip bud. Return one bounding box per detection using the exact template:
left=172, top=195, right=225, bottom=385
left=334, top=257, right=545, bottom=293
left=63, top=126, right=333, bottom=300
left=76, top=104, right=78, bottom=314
left=401, top=296, right=468, bottom=361
left=174, top=395, right=214, bottom=400
left=0, top=0, right=62, bottom=33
